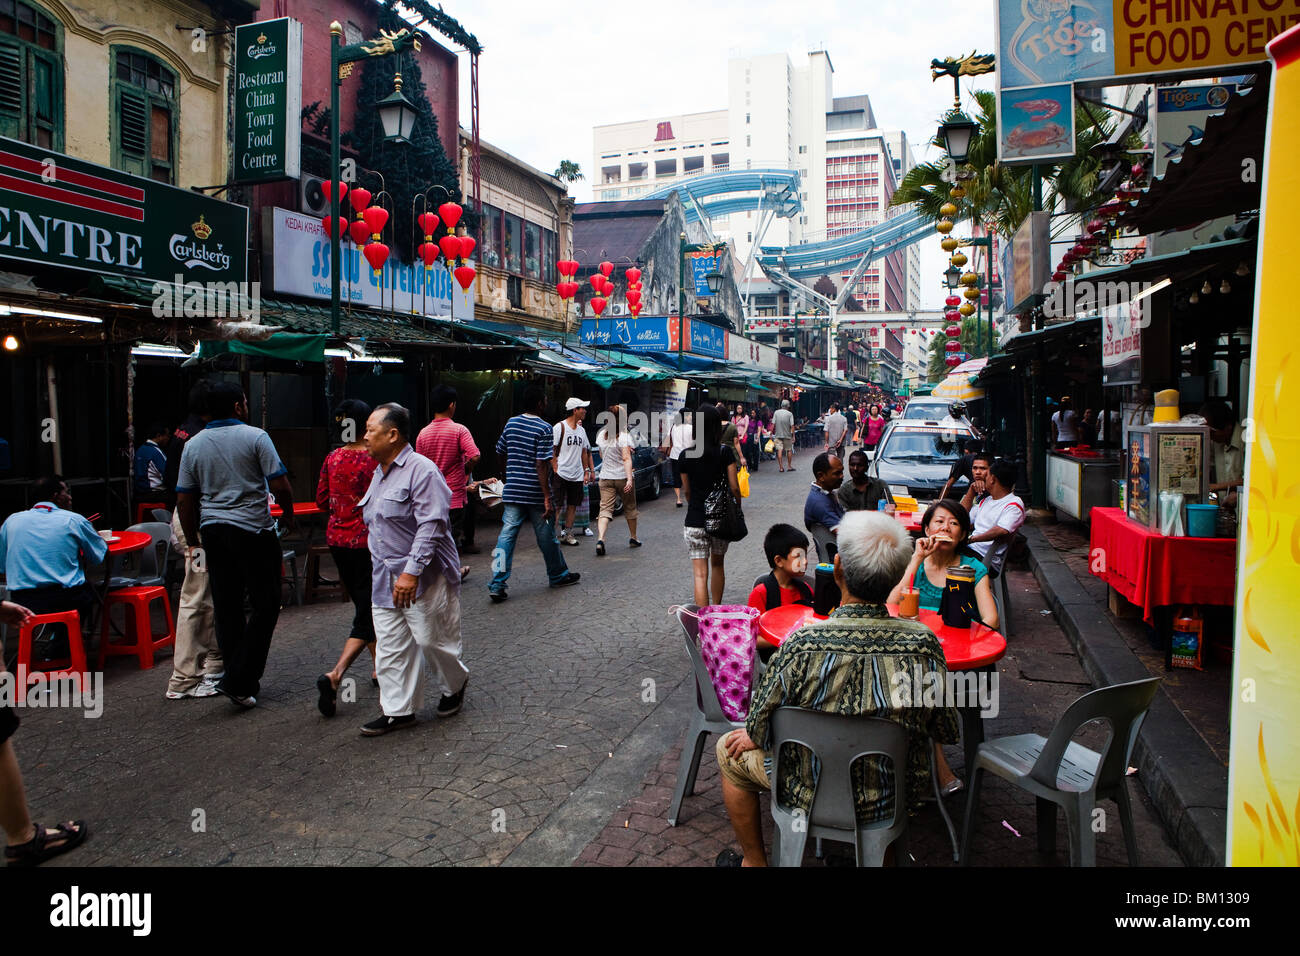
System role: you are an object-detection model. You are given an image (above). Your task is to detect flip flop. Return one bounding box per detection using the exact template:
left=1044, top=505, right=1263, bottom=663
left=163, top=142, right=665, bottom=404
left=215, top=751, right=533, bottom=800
left=316, top=674, right=337, bottom=718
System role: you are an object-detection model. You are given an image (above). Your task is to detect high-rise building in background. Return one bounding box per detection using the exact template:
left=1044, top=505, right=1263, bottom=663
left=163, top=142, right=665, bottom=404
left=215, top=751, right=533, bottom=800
left=592, top=50, right=916, bottom=313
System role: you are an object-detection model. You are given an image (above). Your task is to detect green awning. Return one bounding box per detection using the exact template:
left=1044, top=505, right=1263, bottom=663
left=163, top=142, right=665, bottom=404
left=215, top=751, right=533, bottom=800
left=199, top=333, right=326, bottom=363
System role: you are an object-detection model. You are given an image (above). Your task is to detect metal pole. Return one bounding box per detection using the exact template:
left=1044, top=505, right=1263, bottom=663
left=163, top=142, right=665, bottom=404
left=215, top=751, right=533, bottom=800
left=330, top=22, right=342, bottom=336
left=678, top=232, right=686, bottom=372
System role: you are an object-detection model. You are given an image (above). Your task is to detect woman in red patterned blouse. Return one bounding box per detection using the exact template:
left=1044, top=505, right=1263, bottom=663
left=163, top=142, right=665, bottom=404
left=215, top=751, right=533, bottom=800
left=314, top=399, right=379, bottom=718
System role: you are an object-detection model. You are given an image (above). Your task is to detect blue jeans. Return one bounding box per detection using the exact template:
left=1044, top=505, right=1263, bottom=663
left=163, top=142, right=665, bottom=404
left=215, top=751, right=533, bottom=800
left=489, top=503, right=570, bottom=592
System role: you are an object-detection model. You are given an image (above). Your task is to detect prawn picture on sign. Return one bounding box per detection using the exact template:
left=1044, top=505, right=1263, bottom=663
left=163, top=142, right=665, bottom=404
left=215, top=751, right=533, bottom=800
left=998, top=82, right=1077, bottom=164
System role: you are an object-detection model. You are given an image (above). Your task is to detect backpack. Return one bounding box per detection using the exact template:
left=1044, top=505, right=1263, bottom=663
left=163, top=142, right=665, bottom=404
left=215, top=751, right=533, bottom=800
left=759, top=572, right=813, bottom=611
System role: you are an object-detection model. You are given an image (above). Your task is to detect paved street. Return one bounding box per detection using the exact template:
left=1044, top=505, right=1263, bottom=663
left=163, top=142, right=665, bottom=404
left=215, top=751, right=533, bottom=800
left=12, top=453, right=1180, bottom=867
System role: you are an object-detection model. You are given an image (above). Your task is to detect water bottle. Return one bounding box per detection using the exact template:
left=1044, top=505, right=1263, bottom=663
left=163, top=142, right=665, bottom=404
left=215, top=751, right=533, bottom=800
left=878, top=498, right=889, bottom=512
left=814, top=563, right=840, bottom=616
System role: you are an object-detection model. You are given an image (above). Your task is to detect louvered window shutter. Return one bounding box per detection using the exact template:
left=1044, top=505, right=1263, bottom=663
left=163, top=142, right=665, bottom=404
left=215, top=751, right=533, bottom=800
left=117, top=86, right=147, bottom=176
left=0, top=40, right=22, bottom=140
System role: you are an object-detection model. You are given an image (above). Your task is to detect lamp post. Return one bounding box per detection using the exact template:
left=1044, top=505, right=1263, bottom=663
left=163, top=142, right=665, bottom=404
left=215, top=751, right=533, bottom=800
left=944, top=265, right=961, bottom=291
left=329, top=21, right=421, bottom=335
left=678, top=232, right=723, bottom=370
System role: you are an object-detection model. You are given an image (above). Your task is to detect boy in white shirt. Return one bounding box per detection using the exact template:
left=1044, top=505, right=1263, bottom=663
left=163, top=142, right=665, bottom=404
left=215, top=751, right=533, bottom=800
left=552, top=398, right=594, bottom=546
left=968, top=459, right=1025, bottom=572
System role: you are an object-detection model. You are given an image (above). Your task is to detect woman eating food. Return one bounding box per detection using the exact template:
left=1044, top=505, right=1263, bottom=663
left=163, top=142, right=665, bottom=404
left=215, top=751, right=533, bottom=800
left=887, top=498, right=998, bottom=794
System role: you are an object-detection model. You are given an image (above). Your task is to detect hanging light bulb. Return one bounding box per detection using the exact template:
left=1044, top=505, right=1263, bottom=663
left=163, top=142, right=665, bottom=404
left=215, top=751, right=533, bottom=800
left=1188, top=292, right=1199, bottom=305
left=1236, top=261, right=1250, bottom=276
left=1202, top=280, right=1213, bottom=294
left=1220, top=278, right=1231, bottom=294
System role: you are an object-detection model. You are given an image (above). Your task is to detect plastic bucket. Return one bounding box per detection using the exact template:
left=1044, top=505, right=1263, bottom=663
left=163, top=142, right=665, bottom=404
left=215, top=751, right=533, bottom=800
left=1185, top=504, right=1218, bottom=538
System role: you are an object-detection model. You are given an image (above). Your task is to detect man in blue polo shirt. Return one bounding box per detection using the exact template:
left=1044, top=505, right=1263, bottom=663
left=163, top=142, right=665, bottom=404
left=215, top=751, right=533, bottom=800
left=176, top=382, right=296, bottom=709
left=804, top=452, right=845, bottom=562
left=0, top=476, right=107, bottom=625
left=487, top=385, right=580, bottom=603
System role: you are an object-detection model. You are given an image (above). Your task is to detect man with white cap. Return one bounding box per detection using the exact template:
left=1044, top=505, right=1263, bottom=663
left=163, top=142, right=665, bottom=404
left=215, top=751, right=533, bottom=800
left=553, top=397, right=594, bottom=546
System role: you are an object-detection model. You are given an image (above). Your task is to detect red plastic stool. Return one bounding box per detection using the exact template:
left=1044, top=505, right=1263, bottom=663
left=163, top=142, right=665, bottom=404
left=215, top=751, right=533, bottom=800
left=17, top=610, right=87, bottom=691
left=99, top=586, right=175, bottom=670
left=135, top=502, right=167, bottom=524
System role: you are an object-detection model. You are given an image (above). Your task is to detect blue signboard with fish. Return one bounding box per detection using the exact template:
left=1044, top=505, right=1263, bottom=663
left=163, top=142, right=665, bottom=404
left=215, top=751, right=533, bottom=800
left=997, top=82, right=1077, bottom=164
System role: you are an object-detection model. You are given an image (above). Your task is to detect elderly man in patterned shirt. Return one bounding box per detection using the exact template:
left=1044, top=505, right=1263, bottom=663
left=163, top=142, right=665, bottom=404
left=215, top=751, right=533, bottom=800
left=715, top=510, right=960, bottom=867
left=358, top=403, right=469, bottom=736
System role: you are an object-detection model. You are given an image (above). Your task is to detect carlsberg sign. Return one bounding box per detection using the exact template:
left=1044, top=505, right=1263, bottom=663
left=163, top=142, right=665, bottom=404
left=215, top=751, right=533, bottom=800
left=0, top=136, right=248, bottom=285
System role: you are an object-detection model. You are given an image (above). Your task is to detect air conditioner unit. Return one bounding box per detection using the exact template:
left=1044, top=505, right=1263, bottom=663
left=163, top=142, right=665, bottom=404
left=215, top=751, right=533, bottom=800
left=611, top=304, right=625, bottom=315
left=300, top=174, right=330, bottom=217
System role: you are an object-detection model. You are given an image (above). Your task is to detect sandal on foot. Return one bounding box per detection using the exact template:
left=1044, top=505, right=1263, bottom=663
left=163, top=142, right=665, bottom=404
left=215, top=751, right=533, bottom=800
left=629, top=538, right=642, bottom=548
left=316, top=674, right=337, bottom=718
left=596, top=540, right=606, bottom=556
left=5, top=821, right=88, bottom=867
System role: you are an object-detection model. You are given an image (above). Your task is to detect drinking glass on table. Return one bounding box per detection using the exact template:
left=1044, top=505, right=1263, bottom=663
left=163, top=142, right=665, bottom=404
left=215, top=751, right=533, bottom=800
left=899, top=587, right=920, bottom=619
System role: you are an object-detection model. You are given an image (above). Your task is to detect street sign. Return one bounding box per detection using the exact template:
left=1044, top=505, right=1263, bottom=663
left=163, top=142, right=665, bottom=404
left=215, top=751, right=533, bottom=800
left=0, top=135, right=248, bottom=285
left=233, top=17, right=302, bottom=183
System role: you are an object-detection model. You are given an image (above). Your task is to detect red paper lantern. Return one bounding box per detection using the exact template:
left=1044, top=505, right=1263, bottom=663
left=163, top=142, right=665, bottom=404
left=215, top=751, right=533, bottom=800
left=348, top=188, right=371, bottom=214
left=560, top=259, right=580, bottom=277
left=458, top=237, right=476, bottom=260
left=1087, top=218, right=1106, bottom=235
left=1052, top=270, right=1067, bottom=282
left=349, top=220, right=371, bottom=245
left=556, top=281, right=570, bottom=299
left=419, top=242, right=439, bottom=269
left=439, top=235, right=462, bottom=261
left=453, top=265, right=476, bottom=291
left=588, top=274, right=604, bottom=292
left=945, top=295, right=961, bottom=308
left=363, top=241, right=389, bottom=276
left=362, top=206, right=389, bottom=237
left=321, top=180, right=347, bottom=203
left=625, top=267, right=642, bottom=284
left=321, top=216, right=348, bottom=239
left=945, top=339, right=961, bottom=353
left=1071, top=243, right=1088, bottom=257
left=626, top=289, right=642, bottom=309
left=590, top=296, right=608, bottom=316
left=945, top=310, right=960, bottom=323
left=945, top=355, right=961, bottom=367
left=946, top=324, right=962, bottom=337
left=599, top=260, right=614, bottom=277
left=418, top=212, right=440, bottom=237
left=438, top=203, right=463, bottom=230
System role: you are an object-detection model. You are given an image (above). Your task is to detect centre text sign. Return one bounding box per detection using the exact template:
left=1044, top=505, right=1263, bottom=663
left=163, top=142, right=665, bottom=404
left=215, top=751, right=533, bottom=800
left=0, top=135, right=248, bottom=284
left=997, top=0, right=1298, bottom=86
left=233, top=17, right=302, bottom=183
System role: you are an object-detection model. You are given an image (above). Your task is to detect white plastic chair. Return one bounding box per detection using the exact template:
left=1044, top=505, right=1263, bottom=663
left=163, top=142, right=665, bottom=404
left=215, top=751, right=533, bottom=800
left=666, top=605, right=754, bottom=827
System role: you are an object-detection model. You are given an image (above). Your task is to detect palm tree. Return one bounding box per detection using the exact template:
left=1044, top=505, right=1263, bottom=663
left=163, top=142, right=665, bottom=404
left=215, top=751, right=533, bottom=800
left=891, top=90, right=1127, bottom=237
left=554, top=160, right=584, bottom=184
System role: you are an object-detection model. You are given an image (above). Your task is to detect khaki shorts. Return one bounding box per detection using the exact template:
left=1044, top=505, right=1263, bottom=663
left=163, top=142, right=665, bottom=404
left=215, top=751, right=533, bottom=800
left=775, top=437, right=793, bottom=454
left=598, top=478, right=637, bottom=520
left=683, top=525, right=729, bottom=560
left=716, top=731, right=770, bottom=792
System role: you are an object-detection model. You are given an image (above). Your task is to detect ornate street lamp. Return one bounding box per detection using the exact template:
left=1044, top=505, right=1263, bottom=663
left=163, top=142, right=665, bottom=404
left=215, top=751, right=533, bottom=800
left=939, top=109, right=978, bottom=165
left=705, top=269, right=724, bottom=295
left=944, top=265, right=962, bottom=291
left=376, top=73, right=419, bottom=143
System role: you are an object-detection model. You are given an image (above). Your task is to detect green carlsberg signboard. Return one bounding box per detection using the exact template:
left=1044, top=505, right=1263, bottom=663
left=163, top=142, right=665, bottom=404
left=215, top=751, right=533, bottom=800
left=233, top=17, right=302, bottom=183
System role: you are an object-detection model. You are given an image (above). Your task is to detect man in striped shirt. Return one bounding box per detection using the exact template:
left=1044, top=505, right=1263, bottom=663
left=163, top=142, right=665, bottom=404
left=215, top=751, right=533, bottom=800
left=487, top=386, right=580, bottom=603
left=357, top=403, right=469, bottom=736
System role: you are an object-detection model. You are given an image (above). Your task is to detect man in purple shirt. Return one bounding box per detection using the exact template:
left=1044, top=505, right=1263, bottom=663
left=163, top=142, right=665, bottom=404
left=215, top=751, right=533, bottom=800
left=358, top=403, right=469, bottom=736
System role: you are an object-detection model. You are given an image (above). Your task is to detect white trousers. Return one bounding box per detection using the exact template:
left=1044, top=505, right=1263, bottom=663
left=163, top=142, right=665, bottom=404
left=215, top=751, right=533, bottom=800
left=372, top=575, right=468, bottom=717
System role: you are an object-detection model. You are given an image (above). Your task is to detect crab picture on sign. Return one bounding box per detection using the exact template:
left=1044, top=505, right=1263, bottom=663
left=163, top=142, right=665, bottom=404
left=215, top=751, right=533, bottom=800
left=998, top=82, right=1077, bottom=164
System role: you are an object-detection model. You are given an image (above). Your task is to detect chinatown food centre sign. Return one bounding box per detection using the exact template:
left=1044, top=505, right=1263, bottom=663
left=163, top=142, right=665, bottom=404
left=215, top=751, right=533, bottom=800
left=233, top=17, right=302, bottom=183
left=995, top=0, right=1296, bottom=163
left=0, top=136, right=248, bottom=285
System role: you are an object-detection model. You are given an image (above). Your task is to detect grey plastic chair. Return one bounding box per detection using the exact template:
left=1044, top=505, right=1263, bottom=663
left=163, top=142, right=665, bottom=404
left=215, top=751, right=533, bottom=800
left=110, top=522, right=172, bottom=588
left=984, top=538, right=1013, bottom=637
left=150, top=508, right=172, bottom=524
left=960, top=676, right=1160, bottom=867
left=666, top=605, right=753, bottom=827
left=769, top=707, right=911, bottom=867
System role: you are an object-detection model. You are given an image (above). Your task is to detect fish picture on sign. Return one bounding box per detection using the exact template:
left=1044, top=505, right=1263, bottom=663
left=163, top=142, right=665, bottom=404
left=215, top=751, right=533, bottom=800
left=998, top=83, right=1077, bottom=164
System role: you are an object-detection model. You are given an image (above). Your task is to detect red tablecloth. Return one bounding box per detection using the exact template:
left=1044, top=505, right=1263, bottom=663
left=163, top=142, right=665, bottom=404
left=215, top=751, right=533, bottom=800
left=757, top=604, right=1006, bottom=670
left=1088, top=507, right=1236, bottom=624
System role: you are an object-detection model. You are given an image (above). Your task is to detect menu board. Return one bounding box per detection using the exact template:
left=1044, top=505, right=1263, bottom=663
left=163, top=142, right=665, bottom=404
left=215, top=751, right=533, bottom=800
left=1158, top=433, right=1203, bottom=495
left=1126, top=431, right=1151, bottom=527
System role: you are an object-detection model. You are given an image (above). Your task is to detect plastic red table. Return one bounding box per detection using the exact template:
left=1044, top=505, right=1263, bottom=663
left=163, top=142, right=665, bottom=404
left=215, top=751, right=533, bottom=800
left=1088, top=507, right=1236, bottom=668
left=893, top=510, right=924, bottom=534
left=269, top=502, right=323, bottom=518
left=103, top=530, right=152, bottom=556
left=758, top=604, right=1007, bottom=670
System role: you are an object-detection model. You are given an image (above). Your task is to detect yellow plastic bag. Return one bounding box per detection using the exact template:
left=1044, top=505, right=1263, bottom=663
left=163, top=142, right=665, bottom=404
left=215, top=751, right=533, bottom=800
left=764, top=439, right=775, bottom=453
left=737, top=466, right=751, bottom=498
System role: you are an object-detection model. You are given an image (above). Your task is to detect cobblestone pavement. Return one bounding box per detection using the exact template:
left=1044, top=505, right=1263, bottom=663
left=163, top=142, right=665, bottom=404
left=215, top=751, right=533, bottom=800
left=9, top=451, right=1182, bottom=867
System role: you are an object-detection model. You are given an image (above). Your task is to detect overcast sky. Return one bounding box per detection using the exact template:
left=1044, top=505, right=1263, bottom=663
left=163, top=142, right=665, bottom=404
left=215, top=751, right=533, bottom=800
left=447, top=0, right=997, bottom=311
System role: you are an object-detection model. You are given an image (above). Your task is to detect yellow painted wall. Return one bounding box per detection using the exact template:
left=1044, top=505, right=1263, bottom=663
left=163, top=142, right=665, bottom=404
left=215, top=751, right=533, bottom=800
left=34, top=0, right=228, bottom=186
